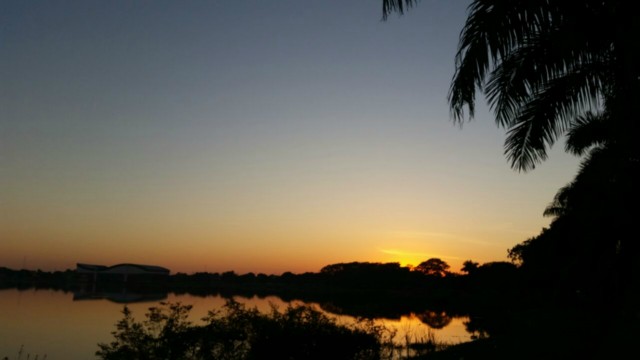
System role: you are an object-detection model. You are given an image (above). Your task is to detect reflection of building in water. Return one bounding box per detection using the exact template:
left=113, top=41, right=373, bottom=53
left=75, top=263, right=170, bottom=303
left=76, top=263, right=170, bottom=283
left=73, top=290, right=168, bottom=303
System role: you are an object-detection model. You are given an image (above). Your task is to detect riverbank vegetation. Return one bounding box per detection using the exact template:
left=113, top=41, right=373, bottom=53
left=381, top=0, right=640, bottom=358
left=96, top=300, right=449, bottom=360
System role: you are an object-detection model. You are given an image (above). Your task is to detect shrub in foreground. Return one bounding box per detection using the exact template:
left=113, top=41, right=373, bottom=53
left=97, top=300, right=391, bottom=360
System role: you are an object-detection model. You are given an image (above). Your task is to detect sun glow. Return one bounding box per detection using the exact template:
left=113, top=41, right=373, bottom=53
left=379, top=248, right=429, bottom=268
left=378, top=248, right=463, bottom=270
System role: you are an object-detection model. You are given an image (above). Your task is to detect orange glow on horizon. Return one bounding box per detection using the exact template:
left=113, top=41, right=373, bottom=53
left=378, top=248, right=465, bottom=273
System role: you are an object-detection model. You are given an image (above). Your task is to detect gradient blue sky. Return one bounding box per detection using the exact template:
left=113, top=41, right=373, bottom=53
left=1, top=0, right=579, bottom=274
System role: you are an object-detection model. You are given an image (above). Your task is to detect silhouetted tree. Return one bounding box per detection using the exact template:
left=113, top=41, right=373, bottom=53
left=220, top=271, right=238, bottom=285
left=414, top=258, right=450, bottom=277
left=384, top=0, right=639, bottom=172
left=320, top=262, right=411, bottom=289
left=506, top=103, right=640, bottom=297
left=461, top=260, right=479, bottom=275
left=385, top=0, right=640, bottom=306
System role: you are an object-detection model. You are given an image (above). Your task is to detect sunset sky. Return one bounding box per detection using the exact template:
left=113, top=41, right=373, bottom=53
left=1, top=0, right=580, bottom=274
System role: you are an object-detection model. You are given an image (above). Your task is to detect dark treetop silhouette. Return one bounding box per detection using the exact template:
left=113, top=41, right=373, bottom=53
left=383, top=0, right=640, bottom=291
left=386, top=0, right=639, bottom=171
left=383, top=1, right=639, bottom=358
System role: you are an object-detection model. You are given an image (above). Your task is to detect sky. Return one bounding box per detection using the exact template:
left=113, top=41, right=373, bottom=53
left=1, top=0, right=580, bottom=275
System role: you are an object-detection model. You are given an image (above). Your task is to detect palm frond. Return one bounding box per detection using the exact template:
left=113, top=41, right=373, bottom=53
left=544, top=183, right=573, bottom=217
left=384, top=0, right=622, bottom=172
left=504, top=67, right=603, bottom=171
left=382, top=0, right=420, bottom=20
left=565, top=112, right=610, bottom=156
left=504, top=120, right=549, bottom=171
left=447, top=0, right=619, bottom=171
left=544, top=144, right=622, bottom=218
left=485, top=29, right=610, bottom=127
left=449, top=0, right=557, bottom=124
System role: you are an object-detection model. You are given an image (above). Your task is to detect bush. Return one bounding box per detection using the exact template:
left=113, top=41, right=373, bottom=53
left=97, top=300, right=388, bottom=360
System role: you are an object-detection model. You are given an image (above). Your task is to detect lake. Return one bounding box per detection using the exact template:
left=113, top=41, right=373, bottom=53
left=0, top=288, right=472, bottom=359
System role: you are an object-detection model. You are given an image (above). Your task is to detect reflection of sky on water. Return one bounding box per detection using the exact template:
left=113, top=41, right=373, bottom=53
left=378, top=314, right=472, bottom=345
left=193, top=295, right=473, bottom=346
left=223, top=295, right=472, bottom=345
left=0, top=289, right=471, bottom=359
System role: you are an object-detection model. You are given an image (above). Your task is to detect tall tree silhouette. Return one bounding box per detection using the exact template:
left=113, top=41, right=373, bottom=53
left=384, top=0, right=640, bottom=298
left=414, top=258, right=450, bottom=277
left=383, top=0, right=639, bottom=171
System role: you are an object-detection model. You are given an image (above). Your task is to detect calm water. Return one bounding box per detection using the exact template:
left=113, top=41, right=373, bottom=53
left=0, top=288, right=472, bottom=359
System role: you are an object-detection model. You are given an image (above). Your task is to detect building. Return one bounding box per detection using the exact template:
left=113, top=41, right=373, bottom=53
left=76, top=263, right=170, bottom=283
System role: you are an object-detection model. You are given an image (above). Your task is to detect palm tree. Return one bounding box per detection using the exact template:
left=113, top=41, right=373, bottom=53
left=543, top=111, right=615, bottom=219
left=383, top=0, right=639, bottom=171
left=385, top=0, right=640, bottom=297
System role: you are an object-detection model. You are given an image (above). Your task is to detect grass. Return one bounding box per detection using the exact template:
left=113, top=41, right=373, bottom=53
left=2, top=345, right=47, bottom=360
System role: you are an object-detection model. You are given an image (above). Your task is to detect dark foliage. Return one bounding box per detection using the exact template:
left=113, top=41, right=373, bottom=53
left=96, top=300, right=386, bottom=360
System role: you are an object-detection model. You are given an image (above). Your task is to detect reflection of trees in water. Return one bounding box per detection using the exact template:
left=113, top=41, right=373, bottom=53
left=414, top=310, right=452, bottom=329
left=318, top=302, right=348, bottom=316
left=463, top=317, right=490, bottom=340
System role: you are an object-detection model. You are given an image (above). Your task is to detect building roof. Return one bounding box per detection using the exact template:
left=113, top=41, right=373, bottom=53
left=76, top=263, right=170, bottom=275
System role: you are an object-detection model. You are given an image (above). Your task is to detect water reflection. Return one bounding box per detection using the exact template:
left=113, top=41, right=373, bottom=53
left=73, top=289, right=168, bottom=303
left=0, top=288, right=472, bottom=360
left=414, top=310, right=452, bottom=329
